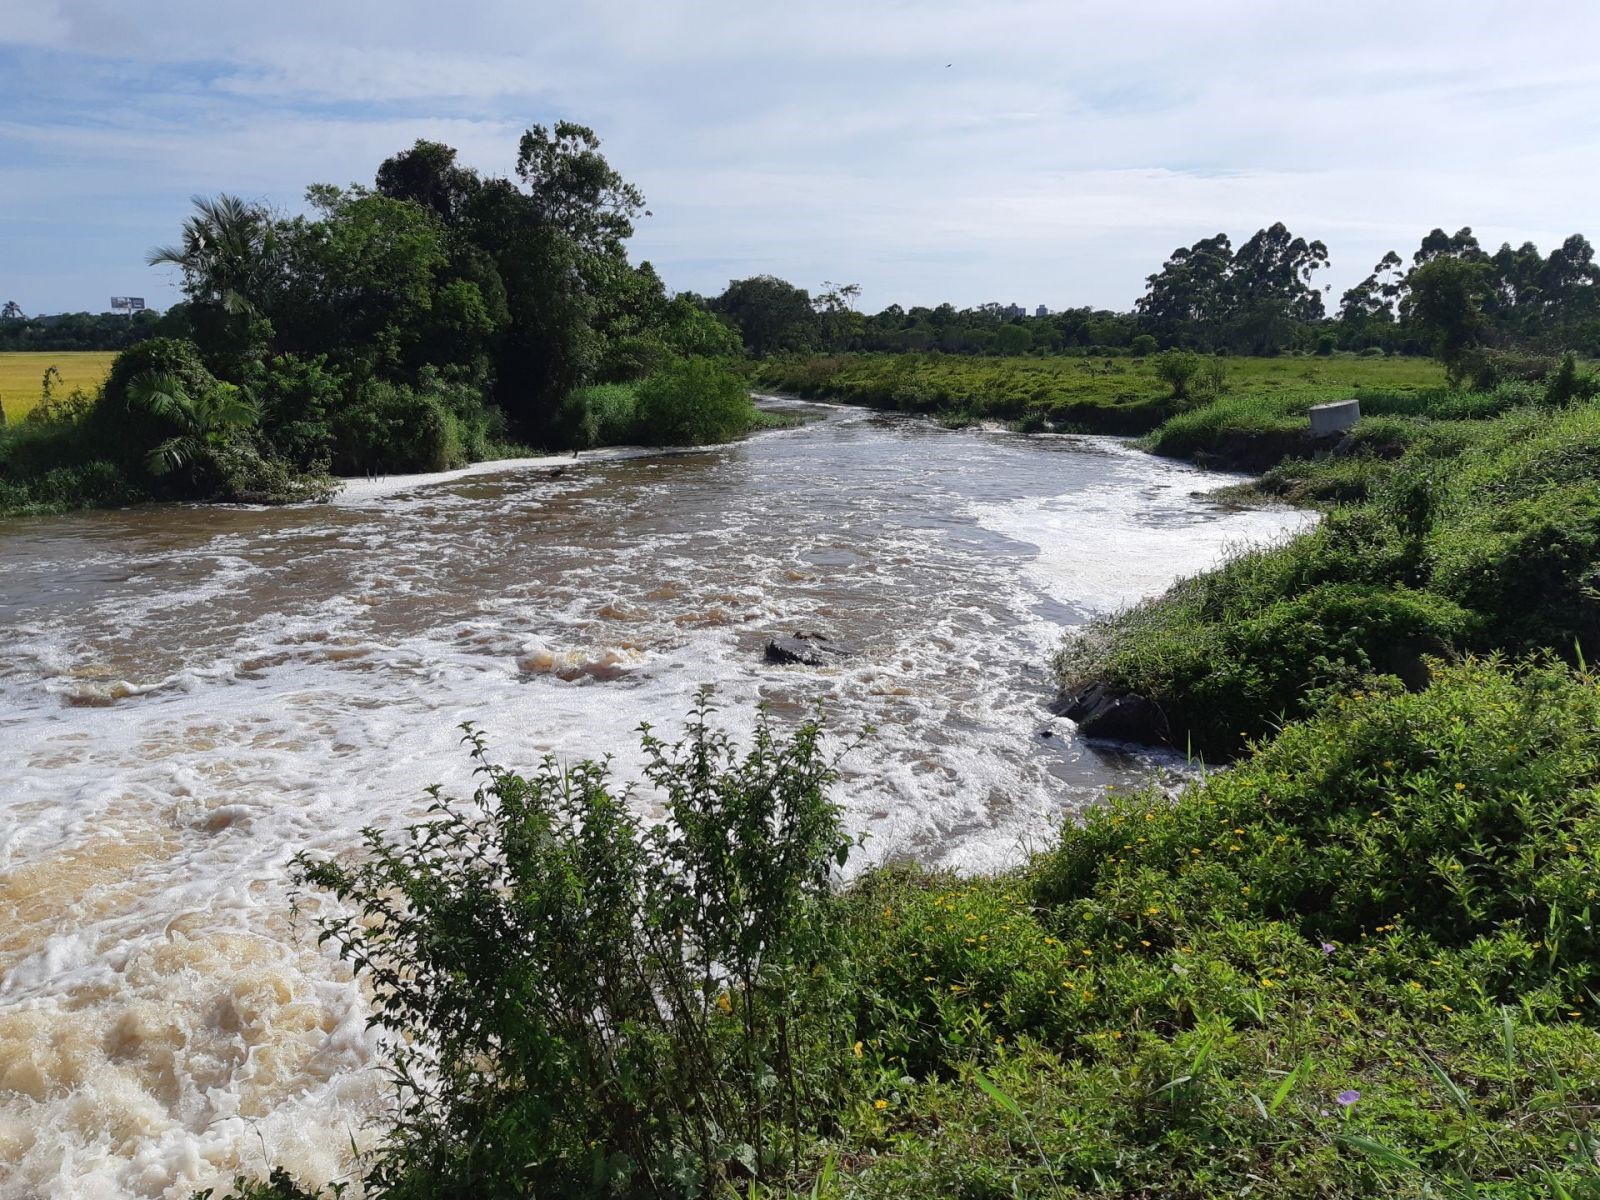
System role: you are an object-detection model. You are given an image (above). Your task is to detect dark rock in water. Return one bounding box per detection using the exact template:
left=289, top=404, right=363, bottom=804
left=1037, top=727, right=1054, bottom=739
left=1052, top=682, right=1170, bottom=746
left=764, top=632, right=848, bottom=667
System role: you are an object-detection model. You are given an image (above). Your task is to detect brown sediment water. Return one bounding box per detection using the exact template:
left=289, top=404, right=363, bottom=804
left=0, top=399, right=1313, bottom=1198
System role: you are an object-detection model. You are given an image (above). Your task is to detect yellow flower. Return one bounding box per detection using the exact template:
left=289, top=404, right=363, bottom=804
left=1454, top=782, right=1466, bottom=792
left=1259, top=978, right=1275, bottom=989
left=853, top=1040, right=864, bottom=1058
left=874, top=1099, right=888, bottom=1111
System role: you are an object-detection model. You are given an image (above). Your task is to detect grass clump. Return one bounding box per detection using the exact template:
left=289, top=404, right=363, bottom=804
left=558, top=359, right=772, bottom=450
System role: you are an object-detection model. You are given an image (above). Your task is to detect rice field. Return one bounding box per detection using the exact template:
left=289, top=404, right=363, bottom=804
left=0, top=351, right=115, bottom=421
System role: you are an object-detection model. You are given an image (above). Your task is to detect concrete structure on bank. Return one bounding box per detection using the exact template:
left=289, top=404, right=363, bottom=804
left=1310, top=398, right=1360, bottom=436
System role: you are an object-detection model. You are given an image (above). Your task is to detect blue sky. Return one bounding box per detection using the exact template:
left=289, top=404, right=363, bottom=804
left=4, top=0, right=1600, bottom=315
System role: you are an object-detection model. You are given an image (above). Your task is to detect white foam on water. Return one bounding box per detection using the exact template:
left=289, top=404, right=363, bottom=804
left=968, top=438, right=1319, bottom=618
left=0, top=412, right=1314, bottom=1198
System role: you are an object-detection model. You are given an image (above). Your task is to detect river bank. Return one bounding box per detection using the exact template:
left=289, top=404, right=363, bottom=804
left=0, top=402, right=1319, bottom=1199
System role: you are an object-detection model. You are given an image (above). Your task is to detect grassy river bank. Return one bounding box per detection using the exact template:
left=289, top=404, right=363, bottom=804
left=225, top=352, right=1600, bottom=1199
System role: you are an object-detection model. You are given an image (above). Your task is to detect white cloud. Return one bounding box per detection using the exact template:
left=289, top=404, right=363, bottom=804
left=5, top=0, right=1600, bottom=312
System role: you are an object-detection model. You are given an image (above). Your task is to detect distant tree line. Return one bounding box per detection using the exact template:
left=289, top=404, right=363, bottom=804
left=703, top=223, right=1600, bottom=365
left=0, top=308, right=172, bottom=352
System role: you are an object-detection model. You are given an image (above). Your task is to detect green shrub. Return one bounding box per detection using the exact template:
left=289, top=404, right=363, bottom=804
left=558, top=382, right=640, bottom=448
left=1152, top=350, right=1226, bottom=404
left=250, top=353, right=346, bottom=469
left=1130, top=333, right=1158, bottom=357
left=1544, top=352, right=1600, bottom=406
left=332, top=381, right=453, bottom=474
left=1428, top=483, right=1600, bottom=652
left=1036, top=657, right=1600, bottom=975
left=293, top=700, right=856, bottom=1198
left=841, top=659, right=1600, bottom=1198
left=633, top=358, right=759, bottom=446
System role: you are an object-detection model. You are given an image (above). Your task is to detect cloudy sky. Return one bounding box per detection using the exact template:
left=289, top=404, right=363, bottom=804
left=3, top=0, right=1597, bottom=315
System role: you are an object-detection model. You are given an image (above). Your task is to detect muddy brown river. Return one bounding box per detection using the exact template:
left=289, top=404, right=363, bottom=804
left=0, top=399, right=1313, bottom=1198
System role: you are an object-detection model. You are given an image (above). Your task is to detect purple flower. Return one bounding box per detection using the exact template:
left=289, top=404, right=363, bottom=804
left=1336, top=1090, right=1361, bottom=1107
left=1321, top=941, right=1337, bottom=956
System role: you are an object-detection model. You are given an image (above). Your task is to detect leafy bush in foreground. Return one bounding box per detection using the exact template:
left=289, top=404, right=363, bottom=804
left=293, top=699, right=856, bottom=1198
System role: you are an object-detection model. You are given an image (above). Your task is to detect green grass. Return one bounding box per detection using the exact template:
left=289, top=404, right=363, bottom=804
left=757, top=352, right=1442, bottom=437
left=1053, top=371, right=1600, bottom=759
left=0, top=350, right=113, bottom=420
left=833, top=661, right=1600, bottom=1196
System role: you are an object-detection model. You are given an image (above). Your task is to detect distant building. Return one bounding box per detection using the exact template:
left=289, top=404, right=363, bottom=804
left=1035, top=304, right=1050, bottom=318
left=1000, top=303, right=1025, bottom=320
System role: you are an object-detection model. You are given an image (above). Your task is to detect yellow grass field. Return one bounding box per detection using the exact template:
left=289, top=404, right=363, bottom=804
left=0, top=351, right=116, bottom=421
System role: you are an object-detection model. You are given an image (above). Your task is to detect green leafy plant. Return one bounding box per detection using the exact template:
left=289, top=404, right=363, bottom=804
left=292, top=698, right=858, bottom=1198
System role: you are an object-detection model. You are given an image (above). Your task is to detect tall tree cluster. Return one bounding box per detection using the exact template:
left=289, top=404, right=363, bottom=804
left=150, top=125, right=735, bottom=451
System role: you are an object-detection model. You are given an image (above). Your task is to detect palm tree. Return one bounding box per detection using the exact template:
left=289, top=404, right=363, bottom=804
left=128, top=371, right=259, bottom=476
left=146, top=194, right=277, bottom=315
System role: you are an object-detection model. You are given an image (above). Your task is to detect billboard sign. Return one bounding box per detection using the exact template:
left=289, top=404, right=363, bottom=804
left=110, top=297, right=146, bottom=312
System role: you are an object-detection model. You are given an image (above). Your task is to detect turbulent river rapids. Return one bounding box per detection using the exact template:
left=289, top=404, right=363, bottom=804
left=0, top=399, right=1313, bottom=1198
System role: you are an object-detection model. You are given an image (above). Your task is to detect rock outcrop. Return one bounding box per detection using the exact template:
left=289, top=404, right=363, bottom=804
left=1051, top=682, right=1170, bottom=746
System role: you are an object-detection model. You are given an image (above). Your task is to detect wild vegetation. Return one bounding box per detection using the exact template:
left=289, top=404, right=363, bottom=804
left=1051, top=356, right=1600, bottom=759
left=0, top=126, right=755, bottom=517
left=211, top=655, right=1600, bottom=1199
